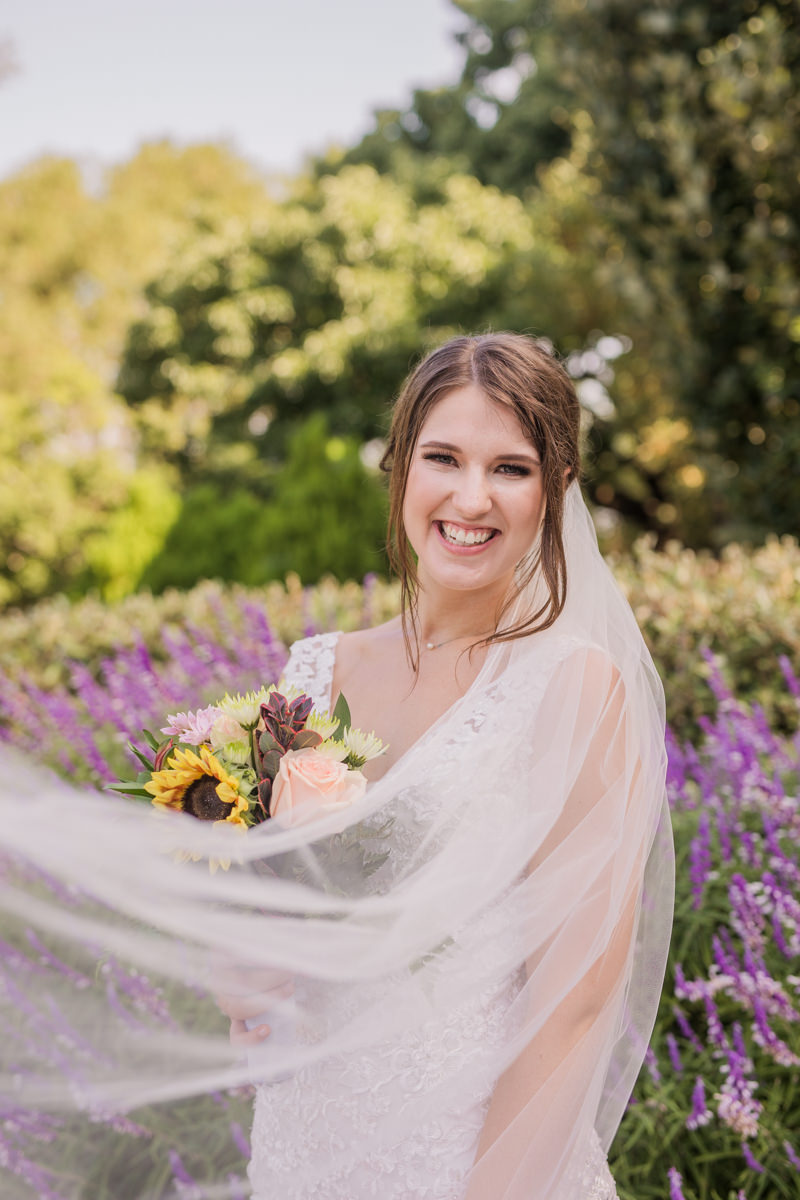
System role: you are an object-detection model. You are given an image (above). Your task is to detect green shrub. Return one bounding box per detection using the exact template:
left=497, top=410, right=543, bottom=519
left=1, top=534, right=797, bottom=740
left=610, top=535, right=800, bottom=734
left=139, top=414, right=389, bottom=592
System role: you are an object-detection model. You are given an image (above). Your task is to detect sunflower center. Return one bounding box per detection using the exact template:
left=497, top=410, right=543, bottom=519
left=183, top=776, right=231, bottom=822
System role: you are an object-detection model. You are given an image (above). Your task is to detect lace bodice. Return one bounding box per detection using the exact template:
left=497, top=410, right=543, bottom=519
left=247, top=632, right=618, bottom=1200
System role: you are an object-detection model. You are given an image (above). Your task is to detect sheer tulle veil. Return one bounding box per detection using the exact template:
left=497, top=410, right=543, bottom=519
left=0, top=480, right=673, bottom=1199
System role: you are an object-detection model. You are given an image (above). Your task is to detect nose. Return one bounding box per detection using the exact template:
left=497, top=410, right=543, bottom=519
left=452, top=467, right=492, bottom=519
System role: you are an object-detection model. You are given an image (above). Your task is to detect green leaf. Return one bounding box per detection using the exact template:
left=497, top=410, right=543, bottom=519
left=260, top=749, right=282, bottom=780
left=142, top=729, right=161, bottom=750
left=292, top=729, right=323, bottom=750
left=129, top=744, right=155, bottom=771
left=332, top=690, right=351, bottom=732
left=107, top=783, right=153, bottom=798
left=259, top=730, right=281, bottom=754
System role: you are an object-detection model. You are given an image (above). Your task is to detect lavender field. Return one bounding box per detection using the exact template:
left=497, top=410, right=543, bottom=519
left=1, top=580, right=799, bottom=1200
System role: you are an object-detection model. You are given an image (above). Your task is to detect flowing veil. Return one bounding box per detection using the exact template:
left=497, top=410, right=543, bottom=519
left=0, top=481, right=674, bottom=1199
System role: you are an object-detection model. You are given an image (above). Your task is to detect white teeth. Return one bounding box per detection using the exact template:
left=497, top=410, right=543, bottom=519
left=440, top=522, right=494, bottom=546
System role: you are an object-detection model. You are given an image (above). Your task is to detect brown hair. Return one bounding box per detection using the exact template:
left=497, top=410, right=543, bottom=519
left=380, top=332, right=582, bottom=669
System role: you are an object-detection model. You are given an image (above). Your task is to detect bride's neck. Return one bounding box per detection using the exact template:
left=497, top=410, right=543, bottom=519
left=413, top=581, right=511, bottom=646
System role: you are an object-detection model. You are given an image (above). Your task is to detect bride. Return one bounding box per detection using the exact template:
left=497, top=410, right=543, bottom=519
left=0, top=332, right=672, bottom=1200
left=214, top=332, right=675, bottom=1199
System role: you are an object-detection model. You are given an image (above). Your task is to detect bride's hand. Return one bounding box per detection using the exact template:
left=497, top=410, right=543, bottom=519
left=213, top=967, right=295, bottom=1047
left=228, top=1017, right=271, bottom=1048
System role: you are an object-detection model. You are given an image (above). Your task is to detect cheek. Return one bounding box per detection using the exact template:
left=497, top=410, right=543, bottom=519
left=512, top=486, right=546, bottom=540
left=402, top=463, right=435, bottom=525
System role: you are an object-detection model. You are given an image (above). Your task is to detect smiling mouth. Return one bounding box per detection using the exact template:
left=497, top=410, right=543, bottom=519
left=436, top=521, right=498, bottom=547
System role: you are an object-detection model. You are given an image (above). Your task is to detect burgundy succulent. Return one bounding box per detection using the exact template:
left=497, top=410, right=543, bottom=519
left=252, top=691, right=322, bottom=819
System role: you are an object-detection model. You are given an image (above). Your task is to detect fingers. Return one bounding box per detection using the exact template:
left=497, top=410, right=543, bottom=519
left=230, top=1018, right=271, bottom=1049
left=214, top=979, right=295, bottom=1021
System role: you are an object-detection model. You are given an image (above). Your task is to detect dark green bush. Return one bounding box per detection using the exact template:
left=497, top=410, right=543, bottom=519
left=139, top=414, right=388, bottom=592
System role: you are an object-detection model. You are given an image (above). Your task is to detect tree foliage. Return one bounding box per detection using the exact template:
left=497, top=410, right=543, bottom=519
left=342, top=0, right=800, bottom=544
left=568, top=0, right=800, bottom=541
left=328, top=0, right=571, bottom=194
left=117, top=163, right=618, bottom=477
left=0, top=145, right=271, bottom=605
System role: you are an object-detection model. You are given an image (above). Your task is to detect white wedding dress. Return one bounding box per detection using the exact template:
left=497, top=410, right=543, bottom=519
left=247, top=632, right=617, bottom=1200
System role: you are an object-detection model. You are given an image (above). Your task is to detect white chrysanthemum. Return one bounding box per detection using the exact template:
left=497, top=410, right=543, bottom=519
left=217, top=688, right=271, bottom=728
left=219, top=740, right=253, bottom=767
left=342, top=728, right=386, bottom=763
left=306, top=709, right=341, bottom=741
left=316, top=739, right=348, bottom=762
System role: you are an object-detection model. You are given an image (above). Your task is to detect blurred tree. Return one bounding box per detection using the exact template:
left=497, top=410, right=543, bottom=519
left=140, top=413, right=388, bottom=590
left=338, top=0, right=800, bottom=544
left=117, top=163, right=618, bottom=478
left=252, top=413, right=388, bottom=584
left=0, top=380, right=178, bottom=607
left=328, top=0, right=571, bottom=194
left=0, top=145, right=272, bottom=606
left=560, top=0, right=800, bottom=542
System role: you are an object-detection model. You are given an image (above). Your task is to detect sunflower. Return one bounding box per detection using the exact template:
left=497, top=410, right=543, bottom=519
left=145, top=746, right=250, bottom=829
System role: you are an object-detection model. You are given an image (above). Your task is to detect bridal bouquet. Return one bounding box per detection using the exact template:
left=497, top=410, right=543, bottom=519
left=113, top=684, right=387, bottom=849
left=114, top=686, right=390, bottom=1062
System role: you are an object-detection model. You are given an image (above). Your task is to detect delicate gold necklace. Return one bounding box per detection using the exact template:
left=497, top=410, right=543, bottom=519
left=424, top=629, right=493, bottom=651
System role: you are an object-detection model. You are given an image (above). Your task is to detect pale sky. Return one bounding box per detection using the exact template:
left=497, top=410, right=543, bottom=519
left=0, top=0, right=465, bottom=182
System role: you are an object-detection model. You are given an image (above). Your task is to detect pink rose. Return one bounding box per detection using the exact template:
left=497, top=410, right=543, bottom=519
left=269, top=749, right=367, bottom=827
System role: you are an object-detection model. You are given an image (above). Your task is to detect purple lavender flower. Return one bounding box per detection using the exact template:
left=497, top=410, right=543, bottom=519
left=168, top=1148, right=202, bottom=1197
left=672, top=1005, right=704, bottom=1054
left=778, top=655, right=800, bottom=700
left=229, top=1119, right=250, bottom=1158
left=728, top=874, right=767, bottom=961
left=644, top=1044, right=661, bottom=1084
left=686, top=1076, right=711, bottom=1130
left=689, top=811, right=712, bottom=909
left=741, top=1142, right=765, bottom=1173
left=715, top=1028, right=763, bottom=1140
left=668, top=1165, right=687, bottom=1200
left=666, top=1032, right=683, bottom=1075
left=784, top=1140, right=800, bottom=1171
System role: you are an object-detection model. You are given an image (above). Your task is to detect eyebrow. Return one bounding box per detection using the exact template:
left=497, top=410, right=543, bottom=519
left=419, top=439, right=541, bottom=465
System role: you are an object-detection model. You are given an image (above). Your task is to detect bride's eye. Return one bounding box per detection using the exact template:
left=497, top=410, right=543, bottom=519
left=422, top=452, right=457, bottom=466
left=497, top=463, right=531, bottom=477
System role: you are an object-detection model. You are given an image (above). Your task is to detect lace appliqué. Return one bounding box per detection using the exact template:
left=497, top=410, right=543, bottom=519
left=280, top=630, right=340, bottom=712
left=582, top=1130, right=617, bottom=1199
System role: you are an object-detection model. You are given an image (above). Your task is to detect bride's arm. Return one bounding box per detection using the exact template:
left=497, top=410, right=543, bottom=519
left=463, top=652, right=650, bottom=1199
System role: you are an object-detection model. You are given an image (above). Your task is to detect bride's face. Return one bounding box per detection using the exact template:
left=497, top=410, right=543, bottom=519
left=403, top=383, right=546, bottom=598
